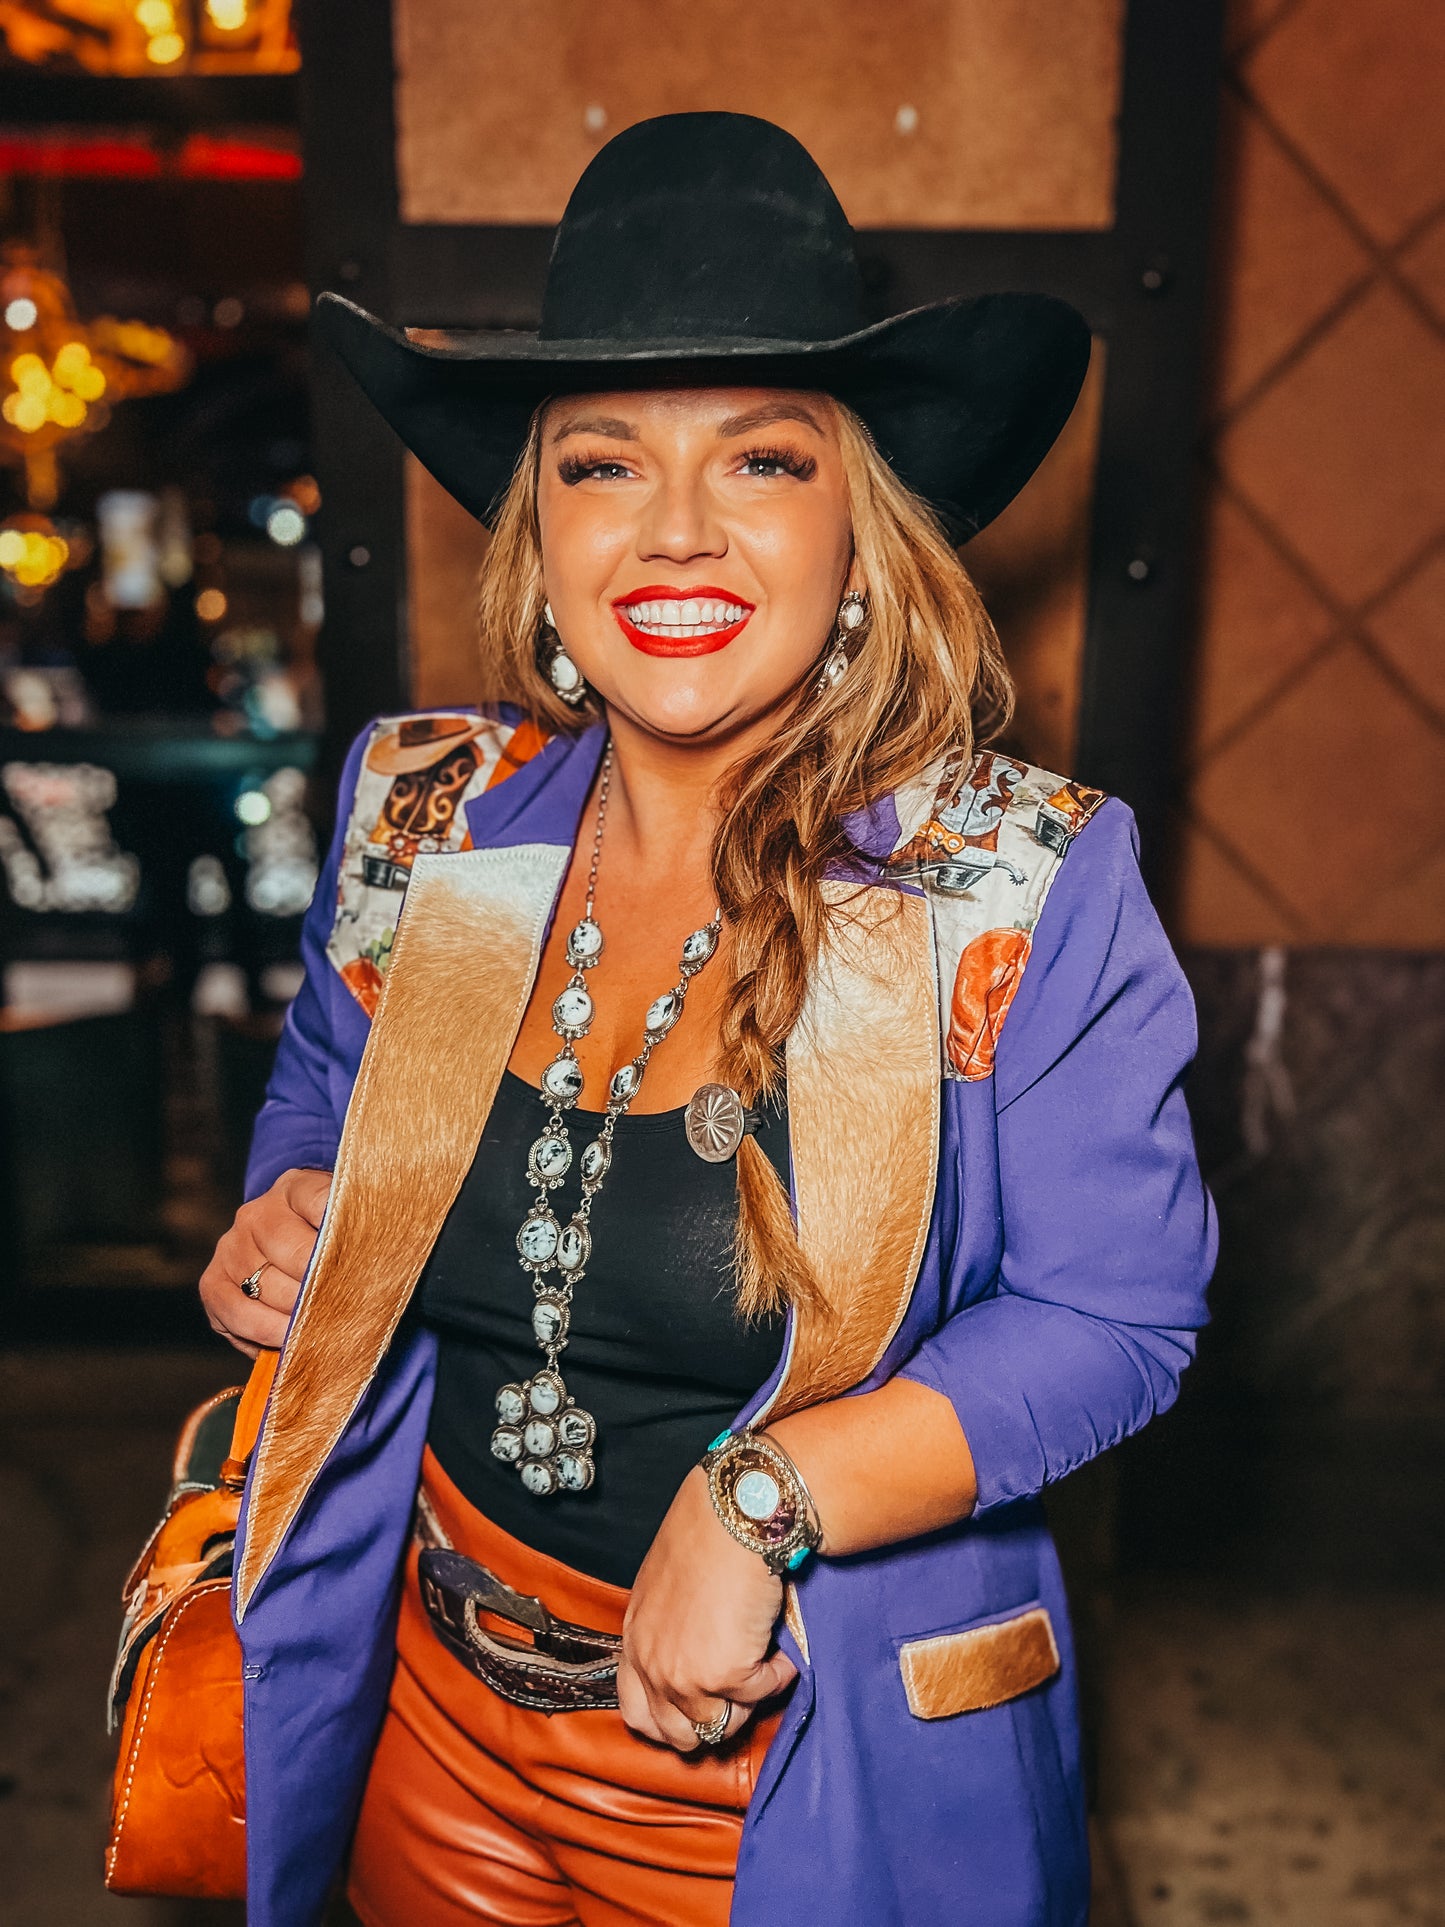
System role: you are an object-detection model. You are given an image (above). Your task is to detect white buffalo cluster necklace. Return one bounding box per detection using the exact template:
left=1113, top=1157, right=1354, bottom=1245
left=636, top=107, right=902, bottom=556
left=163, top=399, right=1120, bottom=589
left=490, top=746, right=723, bottom=1497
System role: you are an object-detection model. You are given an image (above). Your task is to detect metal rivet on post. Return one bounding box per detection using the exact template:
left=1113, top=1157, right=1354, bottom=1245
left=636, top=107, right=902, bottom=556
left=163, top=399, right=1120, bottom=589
left=1141, top=255, right=1171, bottom=294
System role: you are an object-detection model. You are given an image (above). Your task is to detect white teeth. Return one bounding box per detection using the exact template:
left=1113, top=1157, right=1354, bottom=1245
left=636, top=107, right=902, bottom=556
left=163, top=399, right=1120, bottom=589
left=620, top=595, right=749, bottom=636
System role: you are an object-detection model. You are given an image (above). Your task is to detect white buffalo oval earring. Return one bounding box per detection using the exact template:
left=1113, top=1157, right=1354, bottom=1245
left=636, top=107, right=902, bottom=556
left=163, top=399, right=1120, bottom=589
left=817, top=589, right=868, bottom=693
left=541, top=600, right=588, bottom=707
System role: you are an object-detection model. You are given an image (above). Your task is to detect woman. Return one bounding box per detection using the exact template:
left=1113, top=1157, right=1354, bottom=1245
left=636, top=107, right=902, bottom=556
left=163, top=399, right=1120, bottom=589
left=201, top=114, right=1214, bottom=1927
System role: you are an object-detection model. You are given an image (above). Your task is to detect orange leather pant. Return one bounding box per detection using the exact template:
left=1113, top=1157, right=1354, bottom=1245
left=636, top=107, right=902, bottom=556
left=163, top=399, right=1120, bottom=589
left=347, top=1450, right=777, bottom=1927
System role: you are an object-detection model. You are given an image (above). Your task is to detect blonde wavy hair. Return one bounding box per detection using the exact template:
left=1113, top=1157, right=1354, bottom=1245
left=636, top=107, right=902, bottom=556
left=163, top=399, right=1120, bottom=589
left=476, top=398, right=1013, bottom=1319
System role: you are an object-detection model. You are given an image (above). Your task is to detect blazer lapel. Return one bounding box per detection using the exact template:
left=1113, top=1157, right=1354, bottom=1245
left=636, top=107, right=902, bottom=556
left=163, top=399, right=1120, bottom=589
left=762, top=879, right=940, bottom=1420
left=237, top=841, right=568, bottom=1617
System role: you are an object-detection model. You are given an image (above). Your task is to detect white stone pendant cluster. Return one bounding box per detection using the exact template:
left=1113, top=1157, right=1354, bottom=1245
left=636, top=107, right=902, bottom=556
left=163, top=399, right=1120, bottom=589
left=490, top=745, right=723, bottom=1497
left=491, top=1369, right=596, bottom=1495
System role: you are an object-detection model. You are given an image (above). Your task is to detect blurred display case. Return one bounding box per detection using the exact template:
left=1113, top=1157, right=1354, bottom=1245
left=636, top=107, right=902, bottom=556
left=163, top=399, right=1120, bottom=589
left=0, top=721, right=318, bottom=1336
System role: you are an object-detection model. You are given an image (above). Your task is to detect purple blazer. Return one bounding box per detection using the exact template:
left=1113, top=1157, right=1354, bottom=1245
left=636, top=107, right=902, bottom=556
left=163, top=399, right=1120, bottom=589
left=233, top=709, right=1215, bottom=1926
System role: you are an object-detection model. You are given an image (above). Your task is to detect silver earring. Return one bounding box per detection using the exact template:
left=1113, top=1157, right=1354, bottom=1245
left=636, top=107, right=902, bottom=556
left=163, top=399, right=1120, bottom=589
left=540, top=601, right=588, bottom=707
left=817, top=590, right=868, bottom=693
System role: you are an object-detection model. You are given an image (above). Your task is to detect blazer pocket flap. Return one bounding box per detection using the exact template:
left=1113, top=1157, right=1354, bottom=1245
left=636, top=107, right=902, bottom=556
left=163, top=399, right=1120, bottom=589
left=899, top=1605, right=1060, bottom=1720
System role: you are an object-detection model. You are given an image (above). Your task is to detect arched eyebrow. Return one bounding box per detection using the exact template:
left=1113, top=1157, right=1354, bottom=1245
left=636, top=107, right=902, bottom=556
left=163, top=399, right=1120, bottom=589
left=547, top=402, right=825, bottom=443
left=548, top=412, right=638, bottom=443
left=715, top=403, right=825, bottom=438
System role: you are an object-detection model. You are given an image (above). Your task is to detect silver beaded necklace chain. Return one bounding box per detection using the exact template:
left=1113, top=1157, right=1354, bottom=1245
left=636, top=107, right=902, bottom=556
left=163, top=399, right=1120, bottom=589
left=490, top=745, right=723, bottom=1498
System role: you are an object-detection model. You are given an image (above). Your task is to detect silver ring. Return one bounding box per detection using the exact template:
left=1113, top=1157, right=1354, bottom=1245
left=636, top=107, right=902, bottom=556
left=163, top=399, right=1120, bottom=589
left=691, top=1701, right=733, bottom=1747
left=238, top=1266, right=265, bottom=1301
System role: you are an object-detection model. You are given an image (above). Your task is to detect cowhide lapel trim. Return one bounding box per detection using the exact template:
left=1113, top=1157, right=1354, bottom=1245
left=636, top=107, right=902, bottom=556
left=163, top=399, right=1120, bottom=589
left=762, top=882, right=940, bottom=1420
left=236, top=843, right=567, bottom=1618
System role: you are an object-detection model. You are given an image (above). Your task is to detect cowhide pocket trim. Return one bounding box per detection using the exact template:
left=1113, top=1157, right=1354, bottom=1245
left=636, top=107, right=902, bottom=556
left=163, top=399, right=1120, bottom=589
left=899, top=1604, right=1060, bottom=1720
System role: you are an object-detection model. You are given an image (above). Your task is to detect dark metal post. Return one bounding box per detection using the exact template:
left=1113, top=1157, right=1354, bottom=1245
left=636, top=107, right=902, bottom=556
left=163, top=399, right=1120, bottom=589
left=1075, top=0, right=1226, bottom=869
left=295, top=0, right=410, bottom=792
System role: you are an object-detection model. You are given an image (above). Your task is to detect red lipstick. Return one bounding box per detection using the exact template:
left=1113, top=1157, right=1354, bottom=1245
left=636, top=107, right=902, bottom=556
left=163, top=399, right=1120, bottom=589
left=610, top=584, right=755, bottom=658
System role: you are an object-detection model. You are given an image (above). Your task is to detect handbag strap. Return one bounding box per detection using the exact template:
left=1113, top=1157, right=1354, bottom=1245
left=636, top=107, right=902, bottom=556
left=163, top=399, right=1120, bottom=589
left=219, top=1349, right=280, bottom=1493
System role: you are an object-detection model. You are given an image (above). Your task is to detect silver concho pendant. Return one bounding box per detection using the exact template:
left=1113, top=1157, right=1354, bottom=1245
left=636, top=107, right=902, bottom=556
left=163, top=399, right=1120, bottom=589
left=685, top=1083, right=753, bottom=1162
left=492, top=1370, right=595, bottom=1495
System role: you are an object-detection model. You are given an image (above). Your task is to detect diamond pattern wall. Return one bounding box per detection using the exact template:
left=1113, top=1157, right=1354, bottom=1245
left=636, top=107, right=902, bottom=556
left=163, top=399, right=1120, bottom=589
left=1172, top=0, right=1445, bottom=946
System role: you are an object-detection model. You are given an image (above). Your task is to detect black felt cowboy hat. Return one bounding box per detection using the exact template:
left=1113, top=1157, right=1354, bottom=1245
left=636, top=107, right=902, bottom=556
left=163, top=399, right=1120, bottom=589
left=315, top=112, right=1090, bottom=543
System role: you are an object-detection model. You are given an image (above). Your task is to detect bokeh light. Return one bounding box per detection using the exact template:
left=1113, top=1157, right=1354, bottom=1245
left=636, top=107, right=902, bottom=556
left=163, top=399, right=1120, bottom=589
left=265, top=502, right=306, bottom=547
left=0, top=523, right=71, bottom=589
left=235, top=789, right=273, bottom=826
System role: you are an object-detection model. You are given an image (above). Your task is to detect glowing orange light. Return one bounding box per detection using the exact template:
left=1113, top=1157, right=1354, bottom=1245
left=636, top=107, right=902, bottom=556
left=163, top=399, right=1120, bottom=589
left=0, top=520, right=71, bottom=589
left=0, top=246, right=190, bottom=508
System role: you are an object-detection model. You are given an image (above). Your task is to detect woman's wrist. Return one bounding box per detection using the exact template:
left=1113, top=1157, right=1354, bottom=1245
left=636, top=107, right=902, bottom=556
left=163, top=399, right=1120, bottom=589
left=766, top=1380, right=978, bottom=1559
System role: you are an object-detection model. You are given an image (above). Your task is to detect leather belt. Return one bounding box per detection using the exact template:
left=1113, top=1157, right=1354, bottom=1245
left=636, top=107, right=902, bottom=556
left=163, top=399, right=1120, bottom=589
left=415, top=1499, right=621, bottom=1713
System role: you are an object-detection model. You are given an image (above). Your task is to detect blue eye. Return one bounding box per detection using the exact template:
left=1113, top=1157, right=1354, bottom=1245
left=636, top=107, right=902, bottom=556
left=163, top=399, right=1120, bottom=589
left=558, top=456, right=632, bottom=484
left=738, top=446, right=817, bottom=481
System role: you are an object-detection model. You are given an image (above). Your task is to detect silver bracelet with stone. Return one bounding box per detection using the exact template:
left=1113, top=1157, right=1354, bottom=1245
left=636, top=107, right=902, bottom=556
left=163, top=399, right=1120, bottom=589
left=701, top=1429, right=822, bottom=1578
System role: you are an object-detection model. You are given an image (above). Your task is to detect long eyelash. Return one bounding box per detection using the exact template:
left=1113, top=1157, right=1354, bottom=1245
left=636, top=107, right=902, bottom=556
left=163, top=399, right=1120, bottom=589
left=557, top=452, right=630, bottom=485
left=742, top=444, right=817, bottom=480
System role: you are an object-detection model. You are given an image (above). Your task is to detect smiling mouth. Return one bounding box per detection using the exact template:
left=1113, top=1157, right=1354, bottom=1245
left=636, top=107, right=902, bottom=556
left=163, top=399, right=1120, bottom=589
left=612, top=588, right=754, bottom=657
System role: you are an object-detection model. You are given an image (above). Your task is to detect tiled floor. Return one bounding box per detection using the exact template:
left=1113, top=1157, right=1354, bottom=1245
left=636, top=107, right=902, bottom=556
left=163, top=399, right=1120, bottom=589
left=1096, top=1585, right=1445, bottom=1925
left=1, top=1347, right=1440, bottom=1925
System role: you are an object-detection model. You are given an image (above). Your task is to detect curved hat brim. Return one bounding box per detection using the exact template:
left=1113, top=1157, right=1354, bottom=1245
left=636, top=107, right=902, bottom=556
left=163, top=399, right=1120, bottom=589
left=314, top=288, right=1090, bottom=543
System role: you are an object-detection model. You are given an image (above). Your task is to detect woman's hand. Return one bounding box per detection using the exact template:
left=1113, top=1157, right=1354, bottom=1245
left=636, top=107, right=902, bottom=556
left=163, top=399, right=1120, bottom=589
left=619, top=1466, right=798, bottom=1752
left=199, top=1167, right=332, bottom=1357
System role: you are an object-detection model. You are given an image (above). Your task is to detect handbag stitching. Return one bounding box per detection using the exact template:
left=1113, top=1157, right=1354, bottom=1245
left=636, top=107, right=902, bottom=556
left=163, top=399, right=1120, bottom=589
left=106, top=1578, right=233, bottom=1883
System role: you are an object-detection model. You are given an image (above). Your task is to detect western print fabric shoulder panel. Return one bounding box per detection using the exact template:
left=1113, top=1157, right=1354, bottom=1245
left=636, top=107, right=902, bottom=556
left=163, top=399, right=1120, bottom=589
left=886, top=749, right=1107, bottom=1082
left=325, top=710, right=550, bottom=1018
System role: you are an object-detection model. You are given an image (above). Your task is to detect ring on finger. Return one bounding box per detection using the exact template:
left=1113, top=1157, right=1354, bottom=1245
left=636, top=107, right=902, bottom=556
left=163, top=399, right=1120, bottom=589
left=238, top=1266, right=266, bottom=1301
left=691, top=1700, right=733, bottom=1747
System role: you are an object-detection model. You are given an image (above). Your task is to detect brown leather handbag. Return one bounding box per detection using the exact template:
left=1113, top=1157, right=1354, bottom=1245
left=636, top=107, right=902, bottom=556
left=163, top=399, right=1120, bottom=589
left=104, top=1350, right=277, bottom=1897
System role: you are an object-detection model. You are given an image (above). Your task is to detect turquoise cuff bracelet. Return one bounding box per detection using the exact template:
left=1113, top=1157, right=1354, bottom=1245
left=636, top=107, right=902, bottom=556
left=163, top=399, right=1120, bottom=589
left=701, top=1429, right=822, bottom=1578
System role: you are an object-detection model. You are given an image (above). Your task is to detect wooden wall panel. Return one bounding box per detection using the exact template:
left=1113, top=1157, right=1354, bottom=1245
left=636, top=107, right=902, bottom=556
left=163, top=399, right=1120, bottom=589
left=405, top=453, right=489, bottom=709
left=1169, top=0, right=1445, bottom=947
left=393, top=0, right=1123, bottom=231
left=969, top=350, right=1103, bottom=776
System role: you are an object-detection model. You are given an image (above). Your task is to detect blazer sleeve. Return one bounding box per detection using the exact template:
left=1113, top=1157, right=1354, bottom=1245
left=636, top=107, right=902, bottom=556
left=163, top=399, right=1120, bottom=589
left=898, top=798, right=1217, bottom=1515
left=242, top=724, right=373, bottom=1201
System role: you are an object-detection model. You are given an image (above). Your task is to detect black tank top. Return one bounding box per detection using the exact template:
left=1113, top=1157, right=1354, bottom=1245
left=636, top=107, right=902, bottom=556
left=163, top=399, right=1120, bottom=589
left=418, top=1069, right=788, bottom=1587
